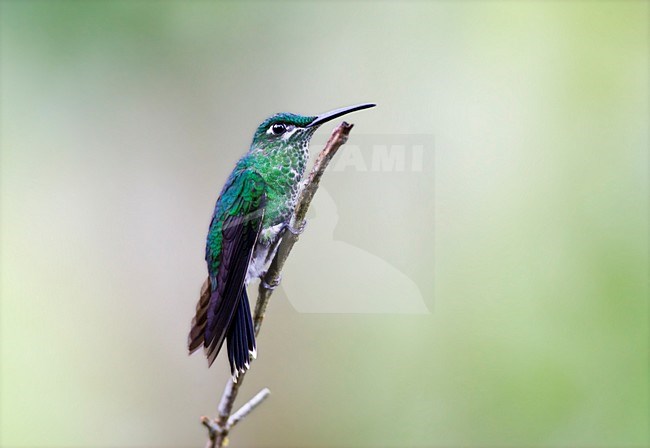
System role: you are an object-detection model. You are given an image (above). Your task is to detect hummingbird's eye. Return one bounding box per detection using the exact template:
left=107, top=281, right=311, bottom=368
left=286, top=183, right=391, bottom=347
left=271, top=123, right=286, bottom=135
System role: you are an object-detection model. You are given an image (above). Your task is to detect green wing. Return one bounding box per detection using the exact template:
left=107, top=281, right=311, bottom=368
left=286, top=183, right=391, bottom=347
left=188, top=168, right=265, bottom=368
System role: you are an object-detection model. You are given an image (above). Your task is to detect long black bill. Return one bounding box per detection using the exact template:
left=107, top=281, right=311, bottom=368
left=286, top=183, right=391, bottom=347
left=307, top=103, right=376, bottom=128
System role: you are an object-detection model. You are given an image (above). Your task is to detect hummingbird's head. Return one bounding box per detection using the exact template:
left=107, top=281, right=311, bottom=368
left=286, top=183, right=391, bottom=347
left=250, top=103, right=376, bottom=154
left=252, top=113, right=318, bottom=152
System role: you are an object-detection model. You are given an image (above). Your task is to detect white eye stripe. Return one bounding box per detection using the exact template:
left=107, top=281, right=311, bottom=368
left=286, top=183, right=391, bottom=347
left=281, top=127, right=299, bottom=140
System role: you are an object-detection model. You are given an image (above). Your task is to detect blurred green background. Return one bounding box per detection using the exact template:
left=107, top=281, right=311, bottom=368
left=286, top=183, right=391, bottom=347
left=1, top=1, right=648, bottom=447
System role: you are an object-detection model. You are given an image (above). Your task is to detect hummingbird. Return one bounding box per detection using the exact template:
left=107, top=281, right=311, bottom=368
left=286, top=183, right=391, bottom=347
left=188, top=103, right=376, bottom=379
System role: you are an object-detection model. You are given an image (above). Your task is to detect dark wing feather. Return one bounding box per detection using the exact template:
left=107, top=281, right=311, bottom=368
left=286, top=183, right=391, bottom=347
left=188, top=169, right=265, bottom=367
left=205, top=209, right=262, bottom=365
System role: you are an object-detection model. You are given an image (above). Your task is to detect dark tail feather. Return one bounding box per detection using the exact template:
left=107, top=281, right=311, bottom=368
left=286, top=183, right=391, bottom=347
left=226, top=288, right=256, bottom=379
left=188, top=278, right=211, bottom=353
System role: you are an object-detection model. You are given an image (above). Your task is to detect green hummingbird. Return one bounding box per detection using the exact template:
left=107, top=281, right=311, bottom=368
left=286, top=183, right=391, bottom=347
left=188, top=103, right=376, bottom=379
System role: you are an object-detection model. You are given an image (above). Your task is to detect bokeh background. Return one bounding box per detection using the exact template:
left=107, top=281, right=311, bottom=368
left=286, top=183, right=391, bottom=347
left=1, top=1, right=648, bottom=447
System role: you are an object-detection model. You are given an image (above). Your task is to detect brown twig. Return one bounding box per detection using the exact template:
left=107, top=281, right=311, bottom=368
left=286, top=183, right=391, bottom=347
left=201, top=121, right=356, bottom=448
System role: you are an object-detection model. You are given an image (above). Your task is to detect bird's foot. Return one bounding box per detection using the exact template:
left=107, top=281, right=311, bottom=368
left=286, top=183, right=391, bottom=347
left=261, top=274, right=282, bottom=290
left=285, top=220, right=307, bottom=236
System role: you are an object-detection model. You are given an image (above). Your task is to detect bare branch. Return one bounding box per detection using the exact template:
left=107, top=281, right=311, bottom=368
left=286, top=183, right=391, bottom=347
left=201, top=121, right=356, bottom=448
left=228, top=388, right=271, bottom=429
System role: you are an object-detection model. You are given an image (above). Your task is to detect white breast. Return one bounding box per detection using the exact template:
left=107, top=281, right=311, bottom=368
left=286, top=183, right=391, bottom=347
left=245, top=223, right=285, bottom=283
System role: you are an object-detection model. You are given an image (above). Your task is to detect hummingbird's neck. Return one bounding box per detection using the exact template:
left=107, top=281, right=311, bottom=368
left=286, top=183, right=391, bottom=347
left=249, top=141, right=310, bottom=191
left=242, top=141, right=310, bottom=227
